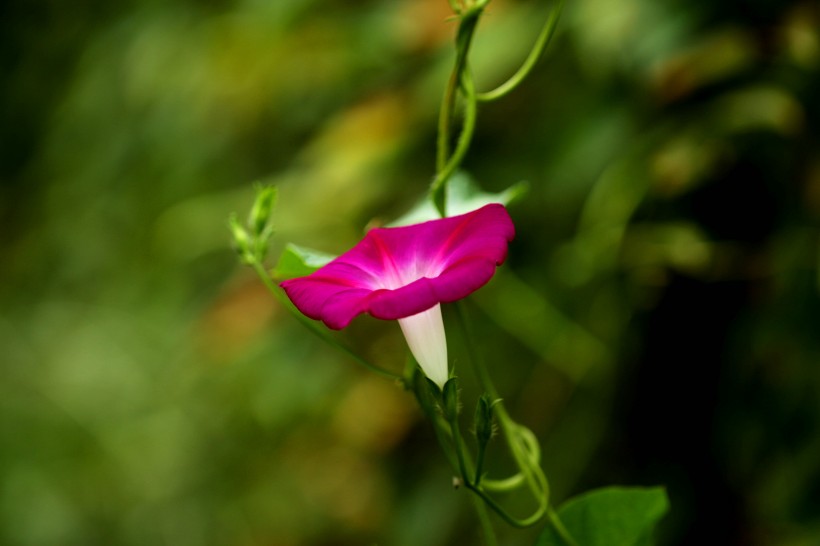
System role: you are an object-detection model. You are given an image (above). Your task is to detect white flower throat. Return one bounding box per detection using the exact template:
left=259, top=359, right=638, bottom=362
left=397, top=304, right=448, bottom=388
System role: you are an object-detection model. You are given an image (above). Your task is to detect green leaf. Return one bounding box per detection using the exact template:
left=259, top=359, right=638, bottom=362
left=391, top=171, right=527, bottom=226
left=536, top=486, right=669, bottom=546
left=273, top=243, right=336, bottom=279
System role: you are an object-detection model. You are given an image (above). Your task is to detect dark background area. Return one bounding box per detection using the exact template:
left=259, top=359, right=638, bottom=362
left=2, top=0, right=818, bottom=544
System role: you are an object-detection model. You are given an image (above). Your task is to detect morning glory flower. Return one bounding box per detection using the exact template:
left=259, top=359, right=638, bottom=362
left=280, top=203, right=515, bottom=388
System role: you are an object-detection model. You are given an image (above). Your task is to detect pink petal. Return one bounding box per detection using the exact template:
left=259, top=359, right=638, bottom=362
left=280, top=203, right=514, bottom=329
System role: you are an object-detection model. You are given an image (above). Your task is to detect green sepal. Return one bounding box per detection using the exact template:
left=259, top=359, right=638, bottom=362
left=441, top=377, right=460, bottom=421
left=411, top=365, right=441, bottom=417
left=474, top=394, right=498, bottom=447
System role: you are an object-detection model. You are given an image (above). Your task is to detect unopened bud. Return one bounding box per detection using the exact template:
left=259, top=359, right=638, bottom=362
left=248, top=185, right=277, bottom=238
left=229, top=214, right=254, bottom=264
left=474, top=394, right=497, bottom=447
left=442, top=377, right=459, bottom=421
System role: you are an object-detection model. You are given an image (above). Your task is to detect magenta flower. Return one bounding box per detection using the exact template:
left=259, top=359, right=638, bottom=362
left=280, top=203, right=515, bottom=387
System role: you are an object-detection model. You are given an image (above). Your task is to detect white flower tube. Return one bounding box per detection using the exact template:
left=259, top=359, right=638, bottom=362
left=398, top=304, right=448, bottom=388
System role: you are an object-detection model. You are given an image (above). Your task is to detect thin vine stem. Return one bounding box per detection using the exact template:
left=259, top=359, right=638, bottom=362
left=476, top=0, right=564, bottom=102
left=547, top=506, right=580, bottom=546
left=454, top=301, right=551, bottom=520
left=448, top=401, right=473, bottom=483
left=413, top=388, right=460, bottom=471
left=472, top=495, right=499, bottom=546
left=418, top=379, right=499, bottom=546
left=436, top=6, right=481, bottom=172
left=452, top=301, right=580, bottom=544
left=431, top=67, right=478, bottom=217
left=436, top=386, right=497, bottom=544
left=432, top=6, right=483, bottom=217
left=473, top=433, right=488, bottom=487
left=432, top=0, right=564, bottom=213
left=482, top=473, right=525, bottom=491
left=439, top=377, right=549, bottom=529
left=465, top=481, right=548, bottom=528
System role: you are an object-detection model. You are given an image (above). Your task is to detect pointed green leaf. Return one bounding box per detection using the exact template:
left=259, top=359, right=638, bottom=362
left=536, top=486, right=669, bottom=546
left=273, top=243, right=336, bottom=279
left=392, top=171, right=527, bottom=226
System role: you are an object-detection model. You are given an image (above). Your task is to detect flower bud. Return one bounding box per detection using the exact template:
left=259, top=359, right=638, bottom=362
left=248, top=185, right=277, bottom=238
left=229, top=214, right=254, bottom=264
left=442, top=377, right=460, bottom=421
left=474, top=394, right=497, bottom=447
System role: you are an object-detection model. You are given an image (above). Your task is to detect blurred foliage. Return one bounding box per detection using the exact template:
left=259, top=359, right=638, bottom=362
left=2, top=0, right=819, bottom=545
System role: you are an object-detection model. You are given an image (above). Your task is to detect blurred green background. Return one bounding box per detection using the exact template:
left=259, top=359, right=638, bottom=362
left=2, top=0, right=819, bottom=544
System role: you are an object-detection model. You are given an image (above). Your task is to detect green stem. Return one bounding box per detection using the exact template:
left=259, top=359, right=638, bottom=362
left=481, top=473, right=525, bottom=491
left=474, top=436, right=487, bottom=487
left=448, top=405, right=472, bottom=483
left=432, top=7, right=483, bottom=217
left=472, top=496, right=499, bottom=546
left=439, top=7, right=480, bottom=170
left=251, top=262, right=404, bottom=383
left=464, top=482, right=548, bottom=528
left=432, top=68, right=478, bottom=216
left=443, top=392, right=538, bottom=529
left=418, top=402, right=460, bottom=472
left=454, top=301, right=551, bottom=519
left=547, top=506, right=580, bottom=546
left=446, top=410, right=500, bottom=544
left=420, top=381, right=499, bottom=546
left=476, top=0, right=564, bottom=102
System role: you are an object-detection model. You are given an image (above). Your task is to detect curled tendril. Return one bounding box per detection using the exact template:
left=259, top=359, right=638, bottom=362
left=477, top=0, right=564, bottom=102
